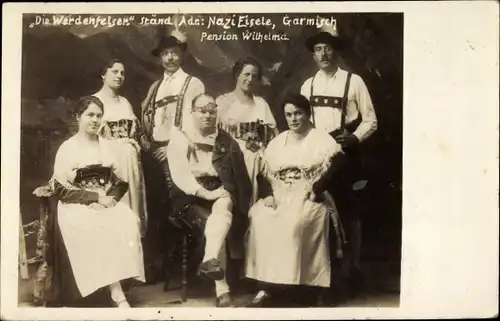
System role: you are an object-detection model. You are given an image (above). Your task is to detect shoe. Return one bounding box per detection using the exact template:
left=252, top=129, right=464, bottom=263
left=216, top=293, right=234, bottom=307
left=198, top=258, right=225, bottom=281
left=246, top=291, right=272, bottom=307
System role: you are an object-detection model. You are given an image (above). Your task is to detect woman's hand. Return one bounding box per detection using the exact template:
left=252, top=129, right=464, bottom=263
left=243, top=132, right=262, bottom=153
left=263, top=195, right=277, bottom=209
left=98, top=195, right=117, bottom=208
left=306, top=191, right=318, bottom=202
left=246, top=140, right=262, bottom=153
left=89, top=202, right=106, bottom=211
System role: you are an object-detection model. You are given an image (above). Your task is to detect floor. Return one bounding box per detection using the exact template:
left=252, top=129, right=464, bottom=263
left=18, top=261, right=400, bottom=308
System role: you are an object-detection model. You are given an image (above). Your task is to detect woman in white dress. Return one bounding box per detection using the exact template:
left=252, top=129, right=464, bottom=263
left=216, top=57, right=278, bottom=206
left=245, top=94, right=345, bottom=307
left=50, top=96, right=145, bottom=307
left=94, top=59, right=148, bottom=237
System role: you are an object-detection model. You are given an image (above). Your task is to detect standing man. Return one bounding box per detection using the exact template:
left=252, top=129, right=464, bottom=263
left=139, top=31, right=205, bottom=283
left=300, top=28, right=378, bottom=295
left=167, top=93, right=252, bottom=307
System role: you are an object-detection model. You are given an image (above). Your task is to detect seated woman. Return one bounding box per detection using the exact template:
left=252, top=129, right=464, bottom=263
left=245, top=93, right=345, bottom=307
left=49, top=96, right=145, bottom=307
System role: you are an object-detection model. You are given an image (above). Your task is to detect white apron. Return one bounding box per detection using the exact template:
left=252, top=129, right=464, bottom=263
left=245, top=129, right=342, bottom=287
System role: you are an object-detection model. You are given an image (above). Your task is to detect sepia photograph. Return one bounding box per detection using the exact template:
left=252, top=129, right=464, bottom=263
left=2, top=2, right=498, bottom=320
left=17, top=10, right=403, bottom=309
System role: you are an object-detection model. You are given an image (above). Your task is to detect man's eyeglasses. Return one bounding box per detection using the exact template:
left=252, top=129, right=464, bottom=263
left=193, top=103, right=217, bottom=115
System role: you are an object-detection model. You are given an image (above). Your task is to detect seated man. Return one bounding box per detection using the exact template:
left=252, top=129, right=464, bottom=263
left=166, top=93, right=252, bottom=307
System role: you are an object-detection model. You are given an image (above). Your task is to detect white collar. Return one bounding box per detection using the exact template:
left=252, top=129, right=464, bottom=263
left=316, top=66, right=344, bottom=81
left=163, top=67, right=186, bottom=81
left=186, top=126, right=219, bottom=146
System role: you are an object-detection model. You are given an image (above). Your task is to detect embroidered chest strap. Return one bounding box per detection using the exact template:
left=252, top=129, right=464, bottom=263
left=309, top=72, right=352, bottom=130
left=155, top=95, right=180, bottom=109
left=174, top=75, right=193, bottom=129
left=310, top=96, right=343, bottom=109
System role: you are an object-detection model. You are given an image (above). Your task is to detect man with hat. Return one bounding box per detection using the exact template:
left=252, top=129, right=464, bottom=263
left=300, top=26, right=378, bottom=297
left=139, top=30, right=205, bottom=283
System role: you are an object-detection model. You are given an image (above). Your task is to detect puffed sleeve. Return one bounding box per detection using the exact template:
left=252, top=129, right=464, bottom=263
left=259, top=97, right=277, bottom=127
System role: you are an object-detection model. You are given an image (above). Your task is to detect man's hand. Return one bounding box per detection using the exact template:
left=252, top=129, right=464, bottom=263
left=98, top=195, right=117, bottom=208
left=209, top=188, right=231, bottom=200
left=139, top=135, right=151, bottom=152
left=196, top=187, right=231, bottom=201
left=334, top=131, right=359, bottom=149
left=153, top=146, right=168, bottom=162
left=306, top=191, right=318, bottom=202
left=336, top=248, right=344, bottom=260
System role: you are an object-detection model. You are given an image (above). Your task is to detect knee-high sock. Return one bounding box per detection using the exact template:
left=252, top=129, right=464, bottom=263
left=203, top=209, right=232, bottom=262
left=214, top=242, right=230, bottom=297
left=109, top=281, right=126, bottom=303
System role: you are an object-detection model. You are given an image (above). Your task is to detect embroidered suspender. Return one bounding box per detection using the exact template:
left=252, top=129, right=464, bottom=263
left=142, top=80, right=162, bottom=140
left=340, top=72, right=352, bottom=130
left=309, top=75, right=317, bottom=126
left=174, top=75, right=192, bottom=129
left=309, top=72, right=352, bottom=131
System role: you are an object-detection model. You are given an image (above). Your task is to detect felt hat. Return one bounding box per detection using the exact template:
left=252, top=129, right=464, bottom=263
left=151, top=29, right=188, bottom=56
left=305, top=25, right=344, bottom=52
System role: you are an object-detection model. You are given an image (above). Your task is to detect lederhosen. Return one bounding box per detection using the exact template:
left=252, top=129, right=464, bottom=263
left=142, top=75, right=193, bottom=190
left=309, top=72, right=363, bottom=261
left=140, top=76, right=193, bottom=278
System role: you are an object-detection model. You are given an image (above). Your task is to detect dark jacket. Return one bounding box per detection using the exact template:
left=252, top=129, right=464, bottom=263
left=169, top=129, right=252, bottom=260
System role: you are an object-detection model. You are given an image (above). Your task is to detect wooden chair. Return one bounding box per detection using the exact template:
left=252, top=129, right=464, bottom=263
left=19, top=213, right=43, bottom=280
left=162, top=206, right=199, bottom=303
left=30, top=183, right=55, bottom=307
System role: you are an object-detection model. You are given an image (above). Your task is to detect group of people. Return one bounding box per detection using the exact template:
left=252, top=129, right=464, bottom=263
left=46, top=28, right=377, bottom=308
